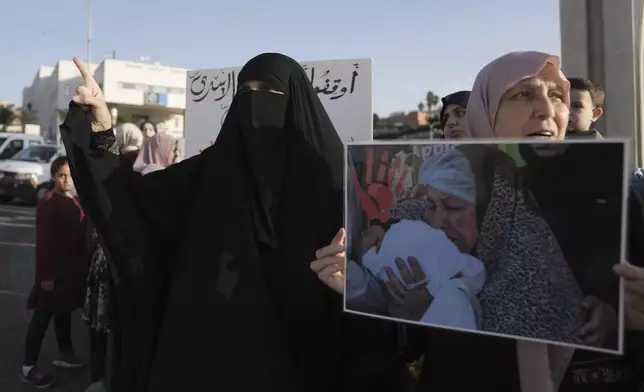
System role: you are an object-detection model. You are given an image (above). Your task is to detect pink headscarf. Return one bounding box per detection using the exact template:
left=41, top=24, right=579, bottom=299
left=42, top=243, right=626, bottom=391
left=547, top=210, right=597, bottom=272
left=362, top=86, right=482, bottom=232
left=467, top=51, right=570, bottom=138
left=133, top=132, right=177, bottom=173
left=466, top=51, right=574, bottom=392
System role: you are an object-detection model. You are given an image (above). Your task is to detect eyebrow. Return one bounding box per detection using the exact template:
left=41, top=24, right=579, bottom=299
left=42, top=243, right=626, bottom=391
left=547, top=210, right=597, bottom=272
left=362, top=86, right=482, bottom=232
left=514, top=77, right=564, bottom=93
left=442, top=105, right=464, bottom=118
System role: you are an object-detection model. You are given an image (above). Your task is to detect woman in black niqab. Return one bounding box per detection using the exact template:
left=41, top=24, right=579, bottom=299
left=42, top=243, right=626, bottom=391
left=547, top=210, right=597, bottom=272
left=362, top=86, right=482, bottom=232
left=60, top=53, right=410, bottom=392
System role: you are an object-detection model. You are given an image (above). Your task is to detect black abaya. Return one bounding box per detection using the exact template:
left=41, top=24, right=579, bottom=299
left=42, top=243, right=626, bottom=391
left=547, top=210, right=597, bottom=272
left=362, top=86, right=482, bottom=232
left=60, top=53, right=410, bottom=392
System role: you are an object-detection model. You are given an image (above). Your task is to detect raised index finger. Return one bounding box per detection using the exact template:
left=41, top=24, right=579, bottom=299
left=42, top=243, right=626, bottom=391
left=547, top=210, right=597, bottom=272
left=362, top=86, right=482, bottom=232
left=73, top=56, right=94, bottom=85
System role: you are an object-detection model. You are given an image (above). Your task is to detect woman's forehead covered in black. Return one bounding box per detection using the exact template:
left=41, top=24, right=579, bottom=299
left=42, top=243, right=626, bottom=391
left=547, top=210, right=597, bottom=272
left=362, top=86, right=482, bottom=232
left=238, top=53, right=308, bottom=93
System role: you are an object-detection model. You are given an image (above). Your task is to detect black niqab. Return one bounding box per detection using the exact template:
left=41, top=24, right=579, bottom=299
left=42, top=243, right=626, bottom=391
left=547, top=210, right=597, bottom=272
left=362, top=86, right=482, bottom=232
left=147, top=53, right=348, bottom=391
left=61, top=53, right=408, bottom=392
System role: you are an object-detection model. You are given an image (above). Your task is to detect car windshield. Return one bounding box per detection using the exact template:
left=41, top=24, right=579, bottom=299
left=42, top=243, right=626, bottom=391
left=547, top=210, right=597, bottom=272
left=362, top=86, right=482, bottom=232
left=10, top=146, right=58, bottom=163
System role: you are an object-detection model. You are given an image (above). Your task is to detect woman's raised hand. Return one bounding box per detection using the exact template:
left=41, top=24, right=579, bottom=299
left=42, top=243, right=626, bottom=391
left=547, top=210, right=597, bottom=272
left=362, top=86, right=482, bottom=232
left=71, top=56, right=112, bottom=132
left=310, top=229, right=346, bottom=294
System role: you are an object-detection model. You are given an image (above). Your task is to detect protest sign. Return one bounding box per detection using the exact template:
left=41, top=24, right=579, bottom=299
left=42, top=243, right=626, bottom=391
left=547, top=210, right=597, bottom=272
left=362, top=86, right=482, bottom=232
left=345, top=139, right=627, bottom=354
left=184, top=58, right=373, bottom=158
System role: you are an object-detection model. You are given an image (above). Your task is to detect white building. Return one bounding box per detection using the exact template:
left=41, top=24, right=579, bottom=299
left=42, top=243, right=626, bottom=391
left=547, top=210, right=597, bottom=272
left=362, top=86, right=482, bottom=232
left=22, top=59, right=188, bottom=143
left=95, top=59, right=188, bottom=139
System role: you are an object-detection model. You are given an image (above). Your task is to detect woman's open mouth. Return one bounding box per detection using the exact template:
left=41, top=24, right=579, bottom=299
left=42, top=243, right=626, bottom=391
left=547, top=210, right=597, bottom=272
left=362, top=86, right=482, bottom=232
left=526, top=130, right=555, bottom=139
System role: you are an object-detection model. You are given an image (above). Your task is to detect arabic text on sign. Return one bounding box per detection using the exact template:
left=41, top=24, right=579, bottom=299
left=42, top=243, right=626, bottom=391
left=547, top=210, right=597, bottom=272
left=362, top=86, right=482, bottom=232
left=302, top=62, right=360, bottom=101
left=188, top=70, right=237, bottom=103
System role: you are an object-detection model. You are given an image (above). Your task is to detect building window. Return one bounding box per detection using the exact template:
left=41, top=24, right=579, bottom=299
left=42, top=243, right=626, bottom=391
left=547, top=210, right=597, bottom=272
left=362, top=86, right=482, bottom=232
left=120, top=82, right=137, bottom=90
left=64, top=85, right=71, bottom=96
left=149, top=85, right=168, bottom=93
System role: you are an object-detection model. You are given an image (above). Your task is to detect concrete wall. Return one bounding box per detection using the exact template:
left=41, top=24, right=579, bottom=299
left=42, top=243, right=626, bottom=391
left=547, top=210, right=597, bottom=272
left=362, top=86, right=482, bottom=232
left=560, top=0, right=640, bottom=166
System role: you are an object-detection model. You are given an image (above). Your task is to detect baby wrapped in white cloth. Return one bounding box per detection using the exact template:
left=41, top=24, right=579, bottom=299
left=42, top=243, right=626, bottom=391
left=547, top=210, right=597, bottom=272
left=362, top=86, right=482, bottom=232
left=361, top=219, right=486, bottom=330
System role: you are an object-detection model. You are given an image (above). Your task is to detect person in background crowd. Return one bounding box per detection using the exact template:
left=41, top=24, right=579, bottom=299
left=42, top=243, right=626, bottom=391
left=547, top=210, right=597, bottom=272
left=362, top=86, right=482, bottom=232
left=21, top=156, right=90, bottom=389
left=439, top=90, right=470, bottom=139
left=313, top=50, right=644, bottom=392
left=83, top=226, right=110, bottom=392
left=566, top=77, right=605, bottom=139
left=60, top=54, right=411, bottom=392
left=133, top=132, right=178, bottom=174
left=114, top=122, right=144, bottom=164
left=140, top=120, right=157, bottom=139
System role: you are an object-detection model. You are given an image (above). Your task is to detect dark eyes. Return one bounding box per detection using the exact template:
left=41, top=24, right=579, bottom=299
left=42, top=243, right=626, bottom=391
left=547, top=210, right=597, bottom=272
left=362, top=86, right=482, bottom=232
left=512, top=90, right=564, bottom=101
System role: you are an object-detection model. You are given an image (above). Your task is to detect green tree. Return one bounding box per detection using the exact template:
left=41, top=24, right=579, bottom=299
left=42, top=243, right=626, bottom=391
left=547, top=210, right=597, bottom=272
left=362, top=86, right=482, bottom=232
left=0, top=104, right=16, bottom=130
left=19, top=110, right=37, bottom=125
left=425, top=91, right=439, bottom=111
left=373, top=113, right=380, bottom=128
left=19, top=109, right=38, bottom=133
left=56, top=109, right=69, bottom=122
left=417, top=102, right=425, bottom=112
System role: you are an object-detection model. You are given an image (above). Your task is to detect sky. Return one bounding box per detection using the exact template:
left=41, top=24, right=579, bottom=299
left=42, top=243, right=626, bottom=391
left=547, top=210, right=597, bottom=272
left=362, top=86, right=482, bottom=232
left=0, top=0, right=561, bottom=117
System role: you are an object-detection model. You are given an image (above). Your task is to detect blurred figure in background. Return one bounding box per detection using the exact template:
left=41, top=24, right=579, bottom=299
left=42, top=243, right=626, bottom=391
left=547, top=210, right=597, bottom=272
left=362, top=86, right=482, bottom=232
left=439, top=90, right=471, bottom=139
left=140, top=120, right=157, bottom=139
left=114, top=123, right=144, bottom=165
left=133, top=132, right=179, bottom=174
left=84, top=124, right=143, bottom=392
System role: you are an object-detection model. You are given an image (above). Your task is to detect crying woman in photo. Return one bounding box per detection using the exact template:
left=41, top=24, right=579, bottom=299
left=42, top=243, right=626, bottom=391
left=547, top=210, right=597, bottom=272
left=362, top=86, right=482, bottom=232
left=346, top=148, right=486, bottom=330
left=346, top=145, right=586, bottom=344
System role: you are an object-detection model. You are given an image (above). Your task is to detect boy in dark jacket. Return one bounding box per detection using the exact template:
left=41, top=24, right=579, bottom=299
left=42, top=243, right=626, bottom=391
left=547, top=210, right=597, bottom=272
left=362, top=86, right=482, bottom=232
left=21, top=156, right=90, bottom=388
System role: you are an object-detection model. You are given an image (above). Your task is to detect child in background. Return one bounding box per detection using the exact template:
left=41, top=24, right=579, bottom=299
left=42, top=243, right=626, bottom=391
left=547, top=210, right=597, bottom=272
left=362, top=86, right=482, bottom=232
left=566, top=77, right=605, bottom=139
left=21, top=156, right=90, bottom=388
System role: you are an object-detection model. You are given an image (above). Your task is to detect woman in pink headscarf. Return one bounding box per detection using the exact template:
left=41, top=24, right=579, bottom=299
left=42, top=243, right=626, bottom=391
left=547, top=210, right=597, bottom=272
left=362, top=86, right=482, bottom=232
left=466, top=51, right=644, bottom=392
left=313, top=51, right=644, bottom=391
left=133, top=132, right=178, bottom=175
left=466, top=51, right=570, bottom=140
left=459, top=51, right=575, bottom=392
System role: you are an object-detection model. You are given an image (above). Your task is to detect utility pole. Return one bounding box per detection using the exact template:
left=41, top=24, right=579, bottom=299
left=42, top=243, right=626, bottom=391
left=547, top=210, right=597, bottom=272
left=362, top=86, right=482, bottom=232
left=638, top=0, right=644, bottom=167
left=87, top=0, right=92, bottom=67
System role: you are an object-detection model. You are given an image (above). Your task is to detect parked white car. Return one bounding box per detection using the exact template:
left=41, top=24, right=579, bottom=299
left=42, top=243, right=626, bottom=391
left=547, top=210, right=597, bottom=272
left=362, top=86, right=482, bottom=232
left=0, top=144, right=66, bottom=204
left=0, top=132, right=45, bottom=161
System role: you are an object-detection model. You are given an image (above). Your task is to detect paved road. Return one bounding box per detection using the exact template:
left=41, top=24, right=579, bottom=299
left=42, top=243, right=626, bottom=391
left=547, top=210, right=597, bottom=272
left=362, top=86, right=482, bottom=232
left=0, top=201, right=94, bottom=391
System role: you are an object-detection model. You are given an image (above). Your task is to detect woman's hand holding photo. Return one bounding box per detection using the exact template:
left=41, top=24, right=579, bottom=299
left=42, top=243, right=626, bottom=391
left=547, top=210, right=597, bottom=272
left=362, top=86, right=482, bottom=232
left=577, top=295, right=617, bottom=347
left=310, top=229, right=347, bottom=294
left=614, top=262, right=644, bottom=330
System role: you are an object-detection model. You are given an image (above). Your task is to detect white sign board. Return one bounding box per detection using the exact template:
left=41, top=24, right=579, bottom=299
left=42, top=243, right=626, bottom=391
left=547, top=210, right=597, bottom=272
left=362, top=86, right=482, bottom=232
left=184, top=58, right=373, bottom=158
